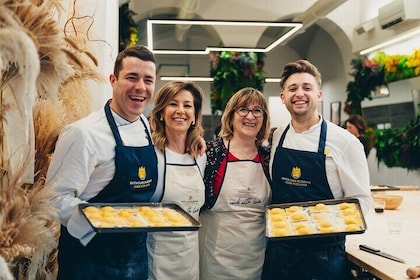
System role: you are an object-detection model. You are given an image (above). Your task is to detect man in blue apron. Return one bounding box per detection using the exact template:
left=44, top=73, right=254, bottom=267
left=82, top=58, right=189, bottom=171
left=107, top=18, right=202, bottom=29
left=262, top=60, right=372, bottom=280
left=45, top=45, right=158, bottom=279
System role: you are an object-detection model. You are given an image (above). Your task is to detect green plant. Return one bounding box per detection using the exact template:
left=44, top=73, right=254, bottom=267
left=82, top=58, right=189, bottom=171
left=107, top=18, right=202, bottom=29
left=374, top=115, right=420, bottom=170
left=210, top=51, right=265, bottom=114
left=119, top=3, right=139, bottom=52
left=344, top=57, right=385, bottom=115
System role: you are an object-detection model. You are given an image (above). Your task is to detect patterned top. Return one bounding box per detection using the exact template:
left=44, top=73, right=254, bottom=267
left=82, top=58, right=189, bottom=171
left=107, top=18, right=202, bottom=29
left=203, top=137, right=271, bottom=209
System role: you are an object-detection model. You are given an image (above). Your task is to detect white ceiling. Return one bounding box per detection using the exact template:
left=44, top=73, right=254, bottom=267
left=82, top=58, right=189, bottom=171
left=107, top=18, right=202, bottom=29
left=127, top=0, right=347, bottom=54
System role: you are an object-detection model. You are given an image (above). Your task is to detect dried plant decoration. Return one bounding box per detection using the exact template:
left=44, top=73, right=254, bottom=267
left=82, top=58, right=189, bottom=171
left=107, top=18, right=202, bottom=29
left=1, top=0, right=105, bottom=278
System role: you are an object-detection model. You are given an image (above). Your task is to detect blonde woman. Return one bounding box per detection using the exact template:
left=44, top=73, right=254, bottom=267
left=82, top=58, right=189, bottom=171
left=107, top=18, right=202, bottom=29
left=199, top=87, right=271, bottom=280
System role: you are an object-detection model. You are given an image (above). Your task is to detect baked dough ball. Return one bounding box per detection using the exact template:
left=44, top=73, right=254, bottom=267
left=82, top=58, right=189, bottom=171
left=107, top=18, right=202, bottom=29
left=318, top=226, right=337, bottom=233
left=296, top=225, right=313, bottom=235
left=270, top=214, right=288, bottom=222
left=345, top=224, right=360, bottom=231
left=286, top=205, right=303, bottom=214
left=339, top=208, right=357, bottom=217
left=271, top=228, right=290, bottom=236
left=269, top=208, right=286, bottom=215
left=310, top=213, right=328, bottom=222
left=290, top=213, right=307, bottom=222
left=317, top=220, right=333, bottom=228
left=338, top=202, right=356, bottom=210
left=271, top=221, right=289, bottom=229
left=309, top=203, right=329, bottom=213
left=343, top=216, right=361, bottom=225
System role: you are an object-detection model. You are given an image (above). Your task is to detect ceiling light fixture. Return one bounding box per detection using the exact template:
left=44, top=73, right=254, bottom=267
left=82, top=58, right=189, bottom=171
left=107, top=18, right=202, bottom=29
left=147, top=19, right=302, bottom=55
left=160, top=76, right=214, bottom=82
left=265, top=78, right=281, bottom=83
left=160, top=76, right=282, bottom=83
left=359, top=28, right=420, bottom=55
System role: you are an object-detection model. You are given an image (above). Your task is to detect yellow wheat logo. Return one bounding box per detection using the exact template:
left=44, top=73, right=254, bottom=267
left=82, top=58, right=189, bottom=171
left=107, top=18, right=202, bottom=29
left=138, top=166, right=146, bottom=180
left=291, top=167, right=301, bottom=179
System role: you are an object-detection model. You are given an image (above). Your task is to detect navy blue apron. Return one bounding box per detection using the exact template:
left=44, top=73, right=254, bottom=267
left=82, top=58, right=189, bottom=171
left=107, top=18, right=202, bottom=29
left=262, top=120, right=350, bottom=280
left=57, top=101, right=158, bottom=280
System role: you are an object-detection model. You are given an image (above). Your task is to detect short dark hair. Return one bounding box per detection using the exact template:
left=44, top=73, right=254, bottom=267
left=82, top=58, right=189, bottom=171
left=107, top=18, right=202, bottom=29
left=280, top=59, right=322, bottom=89
left=113, top=45, right=156, bottom=78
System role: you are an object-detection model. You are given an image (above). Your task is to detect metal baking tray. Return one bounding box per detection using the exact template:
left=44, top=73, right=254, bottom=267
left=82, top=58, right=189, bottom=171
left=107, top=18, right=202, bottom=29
left=266, top=198, right=367, bottom=240
left=79, top=202, right=200, bottom=233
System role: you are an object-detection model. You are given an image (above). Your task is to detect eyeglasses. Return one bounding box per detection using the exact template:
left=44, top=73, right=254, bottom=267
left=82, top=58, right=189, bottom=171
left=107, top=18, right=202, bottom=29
left=235, top=106, right=265, bottom=118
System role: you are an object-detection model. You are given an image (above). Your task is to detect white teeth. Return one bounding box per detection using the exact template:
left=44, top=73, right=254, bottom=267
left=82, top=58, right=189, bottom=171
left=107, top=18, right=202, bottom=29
left=293, top=101, right=306, bottom=105
left=244, top=123, right=256, bottom=127
left=130, top=96, right=146, bottom=101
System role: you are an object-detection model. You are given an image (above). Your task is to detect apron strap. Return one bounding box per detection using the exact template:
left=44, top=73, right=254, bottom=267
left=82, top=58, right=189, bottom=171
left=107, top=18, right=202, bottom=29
left=104, top=99, right=152, bottom=147
left=280, top=119, right=327, bottom=155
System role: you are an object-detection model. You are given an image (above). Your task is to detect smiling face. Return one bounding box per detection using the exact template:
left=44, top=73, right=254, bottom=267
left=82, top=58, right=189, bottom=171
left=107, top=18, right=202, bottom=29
left=231, top=103, right=264, bottom=140
left=109, top=56, right=156, bottom=122
left=280, top=72, right=322, bottom=120
left=161, top=89, right=195, bottom=136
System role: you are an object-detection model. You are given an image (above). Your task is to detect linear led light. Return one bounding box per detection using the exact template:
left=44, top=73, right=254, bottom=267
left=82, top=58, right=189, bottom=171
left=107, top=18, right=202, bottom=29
left=160, top=76, right=214, bottom=82
left=147, top=19, right=303, bottom=55
left=265, top=78, right=281, bottom=83
left=160, top=76, right=282, bottom=83
left=360, top=28, right=420, bottom=55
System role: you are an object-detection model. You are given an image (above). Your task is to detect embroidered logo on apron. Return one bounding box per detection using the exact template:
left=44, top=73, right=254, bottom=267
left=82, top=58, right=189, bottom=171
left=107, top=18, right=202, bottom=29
left=138, top=166, right=146, bottom=180
left=291, top=166, right=301, bottom=179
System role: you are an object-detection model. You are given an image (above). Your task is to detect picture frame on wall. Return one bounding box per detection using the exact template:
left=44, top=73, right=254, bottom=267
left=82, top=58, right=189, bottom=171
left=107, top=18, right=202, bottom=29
left=330, top=101, right=341, bottom=125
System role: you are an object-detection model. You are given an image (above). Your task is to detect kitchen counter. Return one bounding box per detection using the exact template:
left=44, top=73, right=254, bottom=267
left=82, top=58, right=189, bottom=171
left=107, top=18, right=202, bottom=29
left=346, top=190, right=420, bottom=280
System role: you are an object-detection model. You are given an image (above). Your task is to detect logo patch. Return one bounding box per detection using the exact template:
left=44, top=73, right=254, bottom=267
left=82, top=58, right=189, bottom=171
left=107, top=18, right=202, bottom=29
left=138, top=166, right=146, bottom=180
left=291, top=166, right=301, bottom=179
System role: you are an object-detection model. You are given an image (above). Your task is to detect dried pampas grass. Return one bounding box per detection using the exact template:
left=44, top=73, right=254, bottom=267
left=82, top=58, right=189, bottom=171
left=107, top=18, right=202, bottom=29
left=0, top=168, right=59, bottom=280
left=1, top=0, right=106, bottom=278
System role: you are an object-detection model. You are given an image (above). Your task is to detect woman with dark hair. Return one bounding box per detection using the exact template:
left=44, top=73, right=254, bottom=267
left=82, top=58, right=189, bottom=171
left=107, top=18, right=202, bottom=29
left=147, top=81, right=206, bottom=280
left=199, top=87, right=271, bottom=280
left=344, top=114, right=370, bottom=157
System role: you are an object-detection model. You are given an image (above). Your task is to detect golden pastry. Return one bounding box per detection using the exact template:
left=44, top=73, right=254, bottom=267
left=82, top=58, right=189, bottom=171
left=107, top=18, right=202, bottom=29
left=269, top=208, right=286, bottom=215
left=290, top=213, right=307, bottom=221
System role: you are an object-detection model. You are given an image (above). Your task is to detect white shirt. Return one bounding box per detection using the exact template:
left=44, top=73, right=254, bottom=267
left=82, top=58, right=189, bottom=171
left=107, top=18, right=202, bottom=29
left=45, top=108, right=151, bottom=245
left=269, top=117, right=373, bottom=214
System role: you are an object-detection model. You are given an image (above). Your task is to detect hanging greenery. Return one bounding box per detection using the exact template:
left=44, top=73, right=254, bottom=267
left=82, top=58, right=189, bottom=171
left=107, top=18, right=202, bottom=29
left=209, top=51, right=265, bottom=114
left=344, top=57, right=385, bottom=115
left=345, top=49, right=420, bottom=115
left=375, top=115, right=420, bottom=170
left=345, top=49, right=420, bottom=170
left=119, top=2, right=139, bottom=52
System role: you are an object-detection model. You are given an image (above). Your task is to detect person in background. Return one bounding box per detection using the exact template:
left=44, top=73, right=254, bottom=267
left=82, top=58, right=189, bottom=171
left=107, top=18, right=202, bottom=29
left=199, top=87, right=271, bottom=280
left=344, top=114, right=370, bottom=157
left=45, top=45, right=158, bottom=280
left=147, top=81, right=206, bottom=280
left=262, top=60, right=373, bottom=280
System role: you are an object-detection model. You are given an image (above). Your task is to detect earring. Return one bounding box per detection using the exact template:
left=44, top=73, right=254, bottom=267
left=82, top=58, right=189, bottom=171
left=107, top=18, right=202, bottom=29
left=160, top=116, right=163, bottom=121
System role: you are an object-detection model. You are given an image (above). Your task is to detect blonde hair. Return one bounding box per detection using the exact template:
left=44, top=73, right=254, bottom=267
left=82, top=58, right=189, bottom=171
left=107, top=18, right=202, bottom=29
left=150, top=81, right=204, bottom=157
left=219, top=87, right=270, bottom=146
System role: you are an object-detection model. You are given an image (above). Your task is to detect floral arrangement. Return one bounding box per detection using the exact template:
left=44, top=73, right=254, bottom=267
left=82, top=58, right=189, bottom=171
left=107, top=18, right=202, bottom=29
left=345, top=49, right=420, bottom=170
left=345, top=49, right=420, bottom=115
left=210, top=51, right=265, bottom=114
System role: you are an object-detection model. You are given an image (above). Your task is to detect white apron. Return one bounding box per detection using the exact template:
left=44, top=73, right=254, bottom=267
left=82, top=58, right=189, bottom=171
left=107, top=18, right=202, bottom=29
left=199, top=156, right=271, bottom=280
left=148, top=151, right=205, bottom=280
